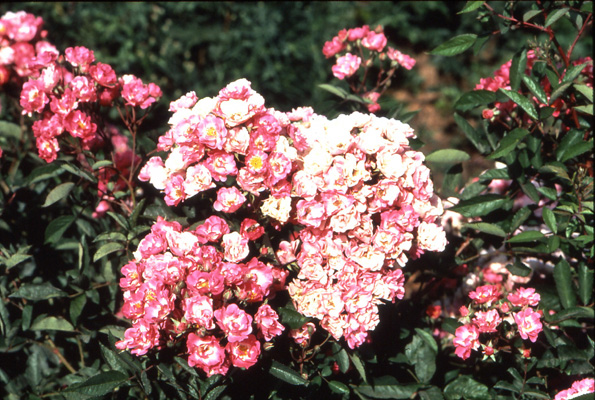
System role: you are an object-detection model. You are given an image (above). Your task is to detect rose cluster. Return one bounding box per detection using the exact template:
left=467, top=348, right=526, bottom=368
left=135, top=79, right=446, bottom=357
left=453, top=283, right=543, bottom=360
left=0, top=11, right=49, bottom=86
left=116, top=216, right=288, bottom=376
left=322, top=25, right=416, bottom=113
left=476, top=50, right=593, bottom=126
left=554, top=377, right=594, bottom=400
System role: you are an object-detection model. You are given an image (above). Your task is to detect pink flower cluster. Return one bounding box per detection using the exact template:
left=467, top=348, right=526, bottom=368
left=137, top=79, right=446, bottom=352
left=554, top=378, right=594, bottom=400
left=453, top=284, right=543, bottom=360
left=0, top=11, right=49, bottom=86
left=116, top=216, right=288, bottom=376
left=322, top=25, right=416, bottom=113
left=18, top=44, right=161, bottom=163
left=286, top=111, right=446, bottom=348
left=476, top=51, right=593, bottom=125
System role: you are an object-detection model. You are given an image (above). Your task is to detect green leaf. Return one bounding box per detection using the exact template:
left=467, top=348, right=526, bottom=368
left=522, top=75, right=549, bottom=105
left=328, top=380, right=350, bottom=395
left=61, top=163, right=96, bottom=183
left=488, top=128, right=529, bottom=159
left=204, top=385, right=226, bottom=400
left=94, top=232, right=127, bottom=243
left=64, top=371, right=128, bottom=396
left=562, top=63, right=587, bottom=84
left=554, top=259, right=577, bottom=309
left=506, top=259, right=532, bottom=277
left=544, top=7, right=569, bottom=27
left=269, top=361, right=308, bottom=386
left=426, top=149, right=470, bottom=165
left=458, top=1, right=484, bottom=14
left=93, top=242, right=125, bottom=263
left=430, top=34, right=477, bottom=56
left=519, top=181, right=540, bottom=204
left=538, top=163, right=570, bottom=181
left=506, top=230, right=546, bottom=243
left=542, top=207, right=557, bottom=234
left=405, top=332, right=436, bottom=383
left=575, top=105, right=594, bottom=115
left=441, top=164, right=463, bottom=197
left=450, top=194, right=512, bottom=217
left=478, top=168, right=510, bottom=182
left=44, top=215, right=76, bottom=244
left=523, top=9, right=542, bottom=22
left=10, top=282, right=67, bottom=301
left=547, top=306, right=594, bottom=323
left=0, top=121, right=22, bottom=139
left=91, top=160, right=113, bottom=170
left=549, top=82, right=572, bottom=104
left=556, top=130, right=592, bottom=162
left=510, top=207, right=532, bottom=232
left=442, top=318, right=462, bottom=335
left=578, top=263, right=594, bottom=305
left=574, top=84, right=594, bottom=102
left=498, top=89, right=538, bottom=120
left=355, top=376, right=421, bottom=399
left=43, top=182, right=75, bottom=207
left=453, top=113, right=489, bottom=153
left=454, top=91, right=497, bottom=112
left=444, top=376, right=490, bottom=400
left=336, top=348, right=350, bottom=374
left=537, top=186, right=558, bottom=201
left=26, top=163, right=64, bottom=185
left=419, top=386, right=445, bottom=400
left=464, top=222, right=507, bottom=237
left=349, top=352, right=368, bottom=384
left=107, top=211, right=130, bottom=230
left=278, top=305, right=309, bottom=330
left=30, top=316, right=75, bottom=332
left=559, top=139, right=593, bottom=162
left=69, top=294, right=86, bottom=325
left=509, top=49, right=527, bottom=91
left=318, top=84, right=348, bottom=99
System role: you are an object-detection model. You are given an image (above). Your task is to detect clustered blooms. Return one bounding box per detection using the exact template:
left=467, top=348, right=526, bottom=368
left=554, top=378, right=595, bottom=400
left=116, top=216, right=288, bottom=376
left=0, top=11, right=48, bottom=86
left=476, top=50, right=593, bottom=126
left=18, top=44, right=161, bottom=163
left=136, top=78, right=446, bottom=357
left=453, top=283, right=543, bottom=360
left=323, top=25, right=416, bottom=113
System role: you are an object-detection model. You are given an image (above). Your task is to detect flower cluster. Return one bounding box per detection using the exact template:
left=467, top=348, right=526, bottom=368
left=286, top=111, right=446, bottom=348
left=0, top=11, right=49, bottom=86
left=137, top=79, right=446, bottom=353
left=116, top=216, right=288, bottom=376
left=476, top=50, right=593, bottom=126
left=19, top=44, right=161, bottom=163
left=453, top=283, right=543, bottom=360
left=323, top=25, right=416, bottom=113
left=554, top=378, right=594, bottom=400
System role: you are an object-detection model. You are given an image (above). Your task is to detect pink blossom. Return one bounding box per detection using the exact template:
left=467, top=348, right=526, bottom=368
left=115, top=319, right=160, bottom=356
left=554, top=378, right=595, bottom=400
left=417, top=221, right=447, bottom=252
left=187, top=334, right=229, bottom=376
left=514, top=308, right=542, bottom=342
left=195, top=215, right=230, bottom=243
left=197, top=115, right=228, bottom=149
left=387, top=47, right=416, bottom=70
left=20, top=79, right=49, bottom=113
left=254, top=304, right=284, bottom=341
left=468, top=284, right=501, bottom=306
left=89, top=62, right=117, bottom=87
left=226, top=335, right=261, bottom=369
left=361, top=31, right=387, bottom=52
left=322, top=36, right=346, bottom=58
left=290, top=322, right=316, bottom=346
left=217, top=78, right=265, bottom=127
left=65, top=46, right=95, bottom=71
left=205, top=150, right=237, bottom=182
left=169, top=91, right=198, bottom=111
left=184, top=164, right=215, bottom=197
left=332, top=53, right=362, bottom=80
left=183, top=295, right=215, bottom=329
left=69, top=76, right=97, bottom=102
left=63, top=110, right=97, bottom=141
left=120, top=74, right=161, bottom=109
left=347, top=26, right=370, bottom=41
left=163, top=174, right=186, bottom=206
left=214, top=303, right=253, bottom=342
left=507, top=287, right=541, bottom=307
left=472, top=309, right=502, bottom=333
left=240, top=218, right=264, bottom=241
left=213, top=186, right=246, bottom=213
left=453, top=323, right=480, bottom=360
left=222, top=232, right=250, bottom=262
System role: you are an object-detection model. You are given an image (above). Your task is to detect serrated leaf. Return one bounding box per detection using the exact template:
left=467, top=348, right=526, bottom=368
left=488, top=128, right=529, bottom=159
left=419, top=386, right=445, bottom=400
left=93, top=242, right=125, bottom=263
left=574, top=84, right=594, bottom=102
left=450, top=194, right=512, bottom=218
left=26, top=163, right=64, bottom=185
left=458, top=1, right=484, bottom=14
left=328, top=380, right=350, bottom=395
left=578, top=264, right=594, bottom=305
left=107, top=211, right=129, bottom=229
left=538, top=163, right=570, bottom=181
left=522, top=75, right=548, bottom=105
left=318, top=84, right=347, bottom=99
left=30, top=316, right=75, bottom=332
left=507, top=230, right=545, bottom=243
left=356, top=376, right=420, bottom=399
left=547, top=306, right=594, bottom=323
left=269, top=361, right=308, bottom=386
left=69, top=294, right=86, bottom=326
left=99, top=342, right=128, bottom=374
left=204, top=385, right=226, bottom=400
left=506, top=260, right=532, bottom=277
left=10, top=282, right=67, bottom=301
left=444, top=375, right=490, bottom=400
left=453, top=113, right=489, bottom=153
left=426, top=149, right=470, bottom=164
left=0, top=121, right=22, bottom=139
left=509, top=49, right=527, bottom=91
left=544, top=7, right=569, bottom=27
left=499, top=89, right=538, bottom=120
left=562, top=63, right=587, bottom=85
left=542, top=207, right=557, bottom=234
left=278, top=305, right=309, bottom=330
left=537, top=186, right=558, bottom=201
left=520, top=181, right=540, bottom=203
left=464, top=222, right=507, bottom=237
left=575, top=105, right=594, bottom=115
left=94, top=232, right=127, bottom=243
left=4, top=253, right=33, bottom=269
left=430, top=34, right=477, bottom=56
left=478, top=168, right=510, bottom=181
left=557, top=130, right=592, bottom=162
left=554, top=259, right=577, bottom=309
left=61, top=163, right=96, bottom=183
left=336, top=348, right=350, bottom=374
left=510, top=207, right=532, bottom=232
left=45, top=215, right=75, bottom=244
left=523, top=9, right=542, bottom=22
left=63, top=371, right=128, bottom=396
left=405, top=334, right=436, bottom=383
left=92, top=160, right=113, bottom=170
left=43, top=182, right=75, bottom=207
left=549, top=82, right=572, bottom=104
left=349, top=352, right=368, bottom=384
left=454, top=90, right=497, bottom=112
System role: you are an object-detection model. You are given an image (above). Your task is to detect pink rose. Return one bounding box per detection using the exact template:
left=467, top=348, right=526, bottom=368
left=514, top=308, right=542, bottom=342
left=213, top=186, right=246, bottom=213
left=226, top=334, right=261, bottom=368
left=332, top=53, right=361, bottom=80
left=214, top=303, right=253, bottom=342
